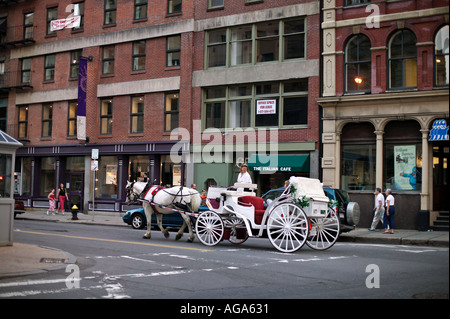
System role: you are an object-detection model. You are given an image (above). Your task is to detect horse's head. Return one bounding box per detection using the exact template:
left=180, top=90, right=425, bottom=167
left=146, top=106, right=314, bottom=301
left=125, top=181, right=140, bottom=205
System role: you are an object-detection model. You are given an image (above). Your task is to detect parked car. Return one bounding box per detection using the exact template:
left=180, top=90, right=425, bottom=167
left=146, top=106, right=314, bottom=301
left=122, top=205, right=209, bottom=229
left=261, top=187, right=360, bottom=233
left=14, top=200, right=26, bottom=218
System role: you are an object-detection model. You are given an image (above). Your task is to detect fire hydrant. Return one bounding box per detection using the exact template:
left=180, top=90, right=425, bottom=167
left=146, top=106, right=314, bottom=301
left=71, top=204, right=79, bottom=220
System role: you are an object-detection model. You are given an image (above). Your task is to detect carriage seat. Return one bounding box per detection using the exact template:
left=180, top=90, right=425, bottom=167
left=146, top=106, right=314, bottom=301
left=238, top=196, right=265, bottom=225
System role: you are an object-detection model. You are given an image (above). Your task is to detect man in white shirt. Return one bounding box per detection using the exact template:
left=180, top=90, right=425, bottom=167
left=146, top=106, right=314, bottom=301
left=369, top=188, right=385, bottom=231
left=237, top=163, right=252, bottom=184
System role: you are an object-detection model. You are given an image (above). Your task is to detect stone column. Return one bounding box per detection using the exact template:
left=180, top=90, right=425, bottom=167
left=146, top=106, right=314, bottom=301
left=420, top=129, right=430, bottom=211
left=375, top=130, right=384, bottom=189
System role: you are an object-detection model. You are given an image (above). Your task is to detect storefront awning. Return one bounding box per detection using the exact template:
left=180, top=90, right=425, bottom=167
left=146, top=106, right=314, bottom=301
left=248, top=154, right=310, bottom=173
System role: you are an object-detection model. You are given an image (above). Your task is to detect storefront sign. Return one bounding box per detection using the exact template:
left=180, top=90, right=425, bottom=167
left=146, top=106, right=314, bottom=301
left=429, top=119, right=449, bottom=141
left=256, top=100, right=276, bottom=115
left=394, top=145, right=417, bottom=190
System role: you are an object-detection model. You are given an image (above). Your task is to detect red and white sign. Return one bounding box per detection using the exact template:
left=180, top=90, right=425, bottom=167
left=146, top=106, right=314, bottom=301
left=50, top=16, right=81, bottom=32
left=257, top=100, right=276, bottom=115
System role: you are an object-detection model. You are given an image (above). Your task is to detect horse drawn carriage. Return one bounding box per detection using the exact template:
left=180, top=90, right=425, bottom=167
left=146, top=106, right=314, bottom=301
left=126, top=176, right=340, bottom=253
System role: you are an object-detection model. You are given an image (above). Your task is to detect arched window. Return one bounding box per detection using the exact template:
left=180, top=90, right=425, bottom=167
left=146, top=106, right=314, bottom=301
left=388, top=30, right=417, bottom=89
left=344, top=34, right=371, bottom=92
left=435, top=25, right=449, bottom=86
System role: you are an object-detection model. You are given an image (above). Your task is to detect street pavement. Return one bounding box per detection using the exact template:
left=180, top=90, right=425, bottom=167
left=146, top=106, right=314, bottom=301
left=1, top=208, right=448, bottom=279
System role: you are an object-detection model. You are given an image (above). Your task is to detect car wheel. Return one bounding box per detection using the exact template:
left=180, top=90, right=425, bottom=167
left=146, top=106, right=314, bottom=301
left=346, top=202, right=360, bottom=226
left=131, top=214, right=145, bottom=229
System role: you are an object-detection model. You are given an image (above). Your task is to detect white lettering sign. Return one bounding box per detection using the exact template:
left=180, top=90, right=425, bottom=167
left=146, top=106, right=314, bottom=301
left=257, top=100, right=276, bottom=115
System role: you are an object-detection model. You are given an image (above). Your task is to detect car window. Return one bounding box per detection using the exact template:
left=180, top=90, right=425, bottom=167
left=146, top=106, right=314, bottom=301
left=323, top=188, right=336, bottom=201
left=336, top=189, right=350, bottom=204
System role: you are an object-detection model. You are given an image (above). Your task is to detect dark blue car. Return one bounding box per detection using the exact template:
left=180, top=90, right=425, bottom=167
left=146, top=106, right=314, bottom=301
left=122, top=205, right=209, bottom=229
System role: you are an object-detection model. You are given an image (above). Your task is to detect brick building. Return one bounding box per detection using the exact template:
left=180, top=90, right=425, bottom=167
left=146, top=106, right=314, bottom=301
left=317, top=0, right=449, bottom=229
left=1, top=0, right=322, bottom=212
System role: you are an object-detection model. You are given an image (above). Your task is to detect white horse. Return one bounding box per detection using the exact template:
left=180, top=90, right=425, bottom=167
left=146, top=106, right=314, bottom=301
left=126, top=181, right=200, bottom=242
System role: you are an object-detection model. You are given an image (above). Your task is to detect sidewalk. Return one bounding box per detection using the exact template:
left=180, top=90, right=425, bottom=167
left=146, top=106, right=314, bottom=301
left=1, top=208, right=448, bottom=279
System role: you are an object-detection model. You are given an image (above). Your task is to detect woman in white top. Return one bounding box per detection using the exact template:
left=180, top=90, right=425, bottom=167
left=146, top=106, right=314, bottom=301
left=237, top=163, right=252, bottom=184
left=383, top=189, right=395, bottom=234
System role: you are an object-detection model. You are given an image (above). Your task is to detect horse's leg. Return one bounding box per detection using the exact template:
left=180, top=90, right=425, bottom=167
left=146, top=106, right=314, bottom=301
left=179, top=214, right=195, bottom=242
left=157, top=213, right=170, bottom=239
left=143, top=203, right=152, bottom=239
left=175, top=219, right=187, bottom=241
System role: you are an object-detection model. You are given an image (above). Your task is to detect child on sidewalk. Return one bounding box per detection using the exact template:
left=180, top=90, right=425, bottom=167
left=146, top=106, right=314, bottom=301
left=47, top=189, right=56, bottom=215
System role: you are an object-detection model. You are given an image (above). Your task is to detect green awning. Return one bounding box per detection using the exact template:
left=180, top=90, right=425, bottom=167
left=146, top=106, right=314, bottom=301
left=248, top=154, right=310, bottom=173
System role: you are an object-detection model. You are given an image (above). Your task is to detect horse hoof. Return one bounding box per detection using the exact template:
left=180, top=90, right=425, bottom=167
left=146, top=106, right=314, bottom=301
left=163, top=231, right=170, bottom=239
left=143, top=235, right=151, bottom=239
left=175, top=234, right=182, bottom=241
left=187, top=238, right=194, bottom=243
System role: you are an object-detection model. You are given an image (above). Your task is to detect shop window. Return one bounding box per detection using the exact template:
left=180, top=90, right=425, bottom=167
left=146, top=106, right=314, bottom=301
left=345, top=34, right=371, bottom=92
left=96, top=156, right=117, bottom=198
left=435, top=25, right=449, bottom=87
left=129, top=155, right=149, bottom=182
left=14, top=157, right=31, bottom=196
left=341, top=122, right=376, bottom=191
left=383, top=120, right=422, bottom=191
left=161, top=155, right=181, bottom=187
left=66, top=157, right=85, bottom=172
left=40, top=157, right=55, bottom=196
left=388, top=30, right=417, bottom=89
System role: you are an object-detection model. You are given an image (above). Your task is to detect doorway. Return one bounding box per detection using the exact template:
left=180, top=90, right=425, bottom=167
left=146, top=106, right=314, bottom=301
left=68, top=172, right=84, bottom=212
left=433, top=144, right=449, bottom=211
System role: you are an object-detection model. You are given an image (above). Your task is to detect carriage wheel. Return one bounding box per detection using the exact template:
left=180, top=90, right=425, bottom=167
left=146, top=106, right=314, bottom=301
left=224, top=217, right=248, bottom=245
left=306, top=208, right=340, bottom=251
left=266, top=203, right=309, bottom=253
left=195, top=211, right=224, bottom=246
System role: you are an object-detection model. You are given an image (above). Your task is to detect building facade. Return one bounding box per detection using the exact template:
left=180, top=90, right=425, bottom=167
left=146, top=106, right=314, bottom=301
left=318, top=0, right=449, bottom=229
left=1, top=0, right=322, bottom=211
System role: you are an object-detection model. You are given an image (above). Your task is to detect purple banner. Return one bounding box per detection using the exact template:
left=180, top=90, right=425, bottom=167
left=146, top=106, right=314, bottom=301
left=77, top=57, right=87, bottom=140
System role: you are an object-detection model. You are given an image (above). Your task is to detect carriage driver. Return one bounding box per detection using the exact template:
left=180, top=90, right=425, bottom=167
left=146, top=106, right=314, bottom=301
left=237, top=163, right=252, bottom=184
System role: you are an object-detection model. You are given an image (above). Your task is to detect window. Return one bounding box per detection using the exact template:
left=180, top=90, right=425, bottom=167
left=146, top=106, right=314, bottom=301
left=168, top=0, right=182, bottom=14
left=208, top=0, right=224, bottom=9
left=132, top=41, right=146, bottom=71
left=42, top=104, right=53, bottom=137
left=435, top=25, right=449, bottom=86
left=207, top=29, right=227, bottom=68
left=0, top=98, right=6, bottom=132
left=102, top=45, right=115, bottom=74
left=21, top=58, right=31, bottom=83
left=256, top=21, right=279, bottom=63
left=104, top=0, right=117, bottom=25
left=129, top=156, right=149, bottom=182
left=167, top=35, right=181, bottom=67
left=44, top=54, right=55, bottom=81
left=70, top=50, right=82, bottom=78
left=341, top=122, right=376, bottom=191
left=388, top=30, right=417, bottom=89
left=130, top=96, right=144, bottom=133
left=134, top=0, right=147, bottom=20
left=345, top=0, right=370, bottom=6
left=345, top=34, right=371, bottom=92
left=203, top=80, right=308, bottom=129
left=96, top=156, right=117, bottom=199
left=100, top=99, right=113, bottom=135
left=68, top=101, right=77, bottom=136
left=72, top=2, right=85, bottom=30
left=206, top=18, right=306, bottom=69
left=23, top=12, right=34, bottom=40
left=47, top=7, right=58, bottom=35
left=40, top=157, right=55, bottom=196
left=18, top=106, right=28, bottom=138
left=0, top=154, right=12, bottom=198
left=165, top=93, right=179, bottom=131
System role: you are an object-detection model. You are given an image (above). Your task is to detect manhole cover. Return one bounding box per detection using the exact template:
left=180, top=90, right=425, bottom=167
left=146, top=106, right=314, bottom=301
left=40, top=258, right=66, bottom=263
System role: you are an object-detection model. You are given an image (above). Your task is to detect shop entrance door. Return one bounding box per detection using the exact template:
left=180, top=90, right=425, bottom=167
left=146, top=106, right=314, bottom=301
left=68, top=172, right=84, bottom=212
left=432, top=145, right=449, bottom=211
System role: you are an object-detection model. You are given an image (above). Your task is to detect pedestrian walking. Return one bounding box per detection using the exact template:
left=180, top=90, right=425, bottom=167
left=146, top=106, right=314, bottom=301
left=383, top=189, right=395, bottom=234
left=47, top=188, right=56, bottom=215
left=56, top=183, right=69, bottom=215
left=369, top=187, right=385, bottom=231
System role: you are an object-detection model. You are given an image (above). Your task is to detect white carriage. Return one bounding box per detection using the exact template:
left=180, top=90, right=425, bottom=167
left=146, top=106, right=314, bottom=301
left=195, top=177, right=341, bottom=253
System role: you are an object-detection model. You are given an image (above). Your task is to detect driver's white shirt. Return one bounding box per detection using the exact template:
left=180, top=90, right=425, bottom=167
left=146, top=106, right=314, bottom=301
left=237, top=172, right=252, bottom=184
